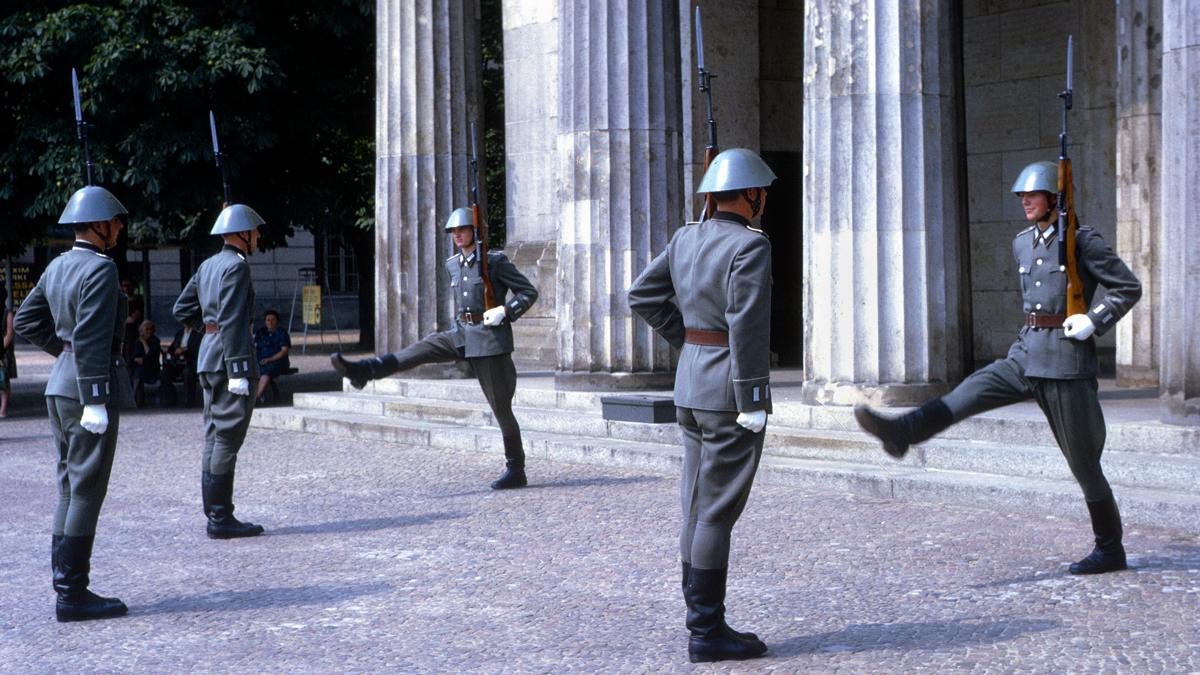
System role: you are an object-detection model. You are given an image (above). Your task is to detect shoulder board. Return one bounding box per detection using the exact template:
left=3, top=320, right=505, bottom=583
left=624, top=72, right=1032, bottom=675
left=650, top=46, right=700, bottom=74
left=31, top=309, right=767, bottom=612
left=445, top=254, right=459, bottom=263
left=746, top=225, right=765, bottom=235
left=1077, top=225, right=1094, bottom=232
left=1016, top=225, right=1036, bottom=236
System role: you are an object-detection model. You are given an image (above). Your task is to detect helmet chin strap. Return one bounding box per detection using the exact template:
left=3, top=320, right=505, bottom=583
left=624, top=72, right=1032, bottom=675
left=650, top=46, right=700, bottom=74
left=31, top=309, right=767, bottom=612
left=236, top=231, right=253, bottom=256
left=89, top=221, right=113, bottom=249
left=744, top=188, right=763, bottom=219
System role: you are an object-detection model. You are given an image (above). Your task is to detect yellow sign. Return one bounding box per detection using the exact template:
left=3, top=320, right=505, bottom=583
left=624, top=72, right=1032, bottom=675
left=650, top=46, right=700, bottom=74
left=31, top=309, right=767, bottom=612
left=302, top=285, right=322, bottom=325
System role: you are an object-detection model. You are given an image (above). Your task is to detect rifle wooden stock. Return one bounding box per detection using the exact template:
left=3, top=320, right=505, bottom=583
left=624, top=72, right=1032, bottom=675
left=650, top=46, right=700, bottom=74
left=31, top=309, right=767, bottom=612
left=1058, top=158, right=1085, bottom=316
left=473, top=203, right=497, bottom=309
left=701, top=145, right=718, bottom=220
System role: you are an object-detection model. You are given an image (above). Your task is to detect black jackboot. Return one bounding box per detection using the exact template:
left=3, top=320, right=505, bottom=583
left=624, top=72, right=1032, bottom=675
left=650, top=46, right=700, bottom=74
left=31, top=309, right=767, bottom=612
left=684, top=567, right=767, bottom=663
left=682, top=562, right=758, bottom=643
left=854, top=398, right=953, bottom=459
left=53, top=535, right=128, bottom=622
left=1070, top=496, right=1127, bottom=575
left=330, top=353, right=398, bottom=390
left=204, top=472, right=265, bottom=539
left=490, top=462, right=527, bottom=490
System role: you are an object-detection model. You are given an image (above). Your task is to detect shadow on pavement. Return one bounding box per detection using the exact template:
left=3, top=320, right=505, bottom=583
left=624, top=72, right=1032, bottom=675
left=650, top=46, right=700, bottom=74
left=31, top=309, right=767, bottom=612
left=439, top=474, right=663, bottom=498
left=269, top=511, right=465, bottom=536
left=770, top=616, right=1059, bottom=656
left=973, top=543, right=1200, bottom=588
left=134, top=582, right=384, bottom=616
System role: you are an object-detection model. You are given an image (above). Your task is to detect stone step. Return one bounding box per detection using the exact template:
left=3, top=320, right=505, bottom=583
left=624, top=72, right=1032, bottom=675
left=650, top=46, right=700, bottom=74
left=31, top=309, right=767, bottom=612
left=343, top=377, right=1200, bottom=456
left=292, top=390, right=1200, bottom=494
left=250, top=405, right=1200, bottom=531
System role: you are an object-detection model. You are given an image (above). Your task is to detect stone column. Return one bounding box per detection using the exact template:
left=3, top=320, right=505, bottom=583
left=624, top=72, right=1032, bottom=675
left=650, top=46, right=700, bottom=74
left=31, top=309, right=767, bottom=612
left=1115, top=0, right=1163, bottom=388
left=501, top=1, right=560, bottom=371
left=375, top=0, right=480, bottom=354
left=554, top=0, right=683, bottom=389
left=802, top=0, right=970, bottom=406
left=1159, top=0, right=1200, bottom=424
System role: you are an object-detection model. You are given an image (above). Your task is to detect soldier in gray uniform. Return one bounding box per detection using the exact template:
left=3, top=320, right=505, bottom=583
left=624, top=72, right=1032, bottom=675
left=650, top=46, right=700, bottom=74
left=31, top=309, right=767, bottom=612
left=15, top=185, right=134, bottom=621
left=331, top=207, right=539, bottom=490
left=628, top=148, right=775, bottom=663
left=174, top=204, right=266, bottom=539
left=856, top=160, right=1142, bottom=576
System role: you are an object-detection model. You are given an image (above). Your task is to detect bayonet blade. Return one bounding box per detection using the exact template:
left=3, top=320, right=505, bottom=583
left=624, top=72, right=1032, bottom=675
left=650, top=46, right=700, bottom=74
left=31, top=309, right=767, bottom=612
left=209, top=110, right=221, bottom=157
left=469, top=121, right=478, bottom=161
left=71, top=69, right=82, bottom=123
left=694, top=7, right=705, bottom=72
left=1065, top=35, right=1073, bottom=92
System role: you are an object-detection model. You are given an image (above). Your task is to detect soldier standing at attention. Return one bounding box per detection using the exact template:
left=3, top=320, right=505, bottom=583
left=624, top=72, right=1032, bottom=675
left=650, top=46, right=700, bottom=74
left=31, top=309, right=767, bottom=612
left=856, top=160, right=1141, bottom=575
left=15, top=186, right=134, bottom=621
left=628, top=148, right=775, bottom=663
left=331, top=207, right=539, bottom=490
left=174, top=205, right=266, bottom=539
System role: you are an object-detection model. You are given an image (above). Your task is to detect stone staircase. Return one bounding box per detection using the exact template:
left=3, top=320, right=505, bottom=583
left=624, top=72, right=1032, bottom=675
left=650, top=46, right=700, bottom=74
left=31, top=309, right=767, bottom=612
left=251, top=376, right=1200, bottom=530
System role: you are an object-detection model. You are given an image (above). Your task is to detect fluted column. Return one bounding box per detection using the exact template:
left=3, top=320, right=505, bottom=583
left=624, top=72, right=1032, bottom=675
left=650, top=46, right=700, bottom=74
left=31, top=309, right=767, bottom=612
left=376, top=0, right=480, bottom=353
left=1115, top=0, right=1162, bottom=388
left=1159, top=0, right=1200, bottom=425
left=802, top=0, right=970, bottom=406
left=554, top=0, right=683, bottom=389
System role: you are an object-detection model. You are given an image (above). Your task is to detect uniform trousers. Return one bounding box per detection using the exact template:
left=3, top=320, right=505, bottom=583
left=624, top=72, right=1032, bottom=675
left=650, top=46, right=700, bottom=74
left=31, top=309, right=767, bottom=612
left=677, top=407, right=765, bottom=570
left=941, top=356, right=1112, bottom=502
left=385, top=331, right=524, bottom=467
left=47, top=396, right=119, bottom=536
left=200, top=371, right=256, bottom=476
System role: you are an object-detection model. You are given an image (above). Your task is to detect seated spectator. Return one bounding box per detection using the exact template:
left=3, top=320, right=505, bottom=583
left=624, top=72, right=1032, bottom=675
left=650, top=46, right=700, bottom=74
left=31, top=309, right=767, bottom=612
left=254, top=309, right=291, bottom=404
left=131, top=319, right=162, bottom=408
left=162, top=321, right=203, bottom=407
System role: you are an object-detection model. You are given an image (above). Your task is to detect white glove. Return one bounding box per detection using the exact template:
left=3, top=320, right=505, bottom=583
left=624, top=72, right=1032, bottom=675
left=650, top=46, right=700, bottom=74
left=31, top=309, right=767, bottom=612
left=80, top=404, right=109, bottom=435
left=228, top=377, right=251, bottom=396
left=483, top=306, right=507, bottom=327
left=1062, top=314, right=1096, bottom=340
left=735, top=410, right=767, bottom=433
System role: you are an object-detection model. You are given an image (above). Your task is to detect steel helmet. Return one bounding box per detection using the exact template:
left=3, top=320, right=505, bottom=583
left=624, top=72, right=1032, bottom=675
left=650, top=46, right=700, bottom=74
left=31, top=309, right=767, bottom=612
left=696, top=148, right=777, bottom=193
left=210, top=204, right=265, bottom=235
left=1011, top=161, right=1058, bottom=194
left=444, top=207, right=473, bottom=231
left=58, top=186, right=128, bottom=225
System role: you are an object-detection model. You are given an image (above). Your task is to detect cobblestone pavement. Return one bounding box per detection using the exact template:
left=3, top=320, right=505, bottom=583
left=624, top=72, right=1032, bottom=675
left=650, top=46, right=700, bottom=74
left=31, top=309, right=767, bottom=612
left=2, top=391, right=1200, bottom=672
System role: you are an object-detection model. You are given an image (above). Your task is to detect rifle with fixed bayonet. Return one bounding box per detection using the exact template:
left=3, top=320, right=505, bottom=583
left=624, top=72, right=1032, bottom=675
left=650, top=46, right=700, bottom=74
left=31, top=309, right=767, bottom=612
left=1057, top=35, right=1086, bottom=317
left=209, top=111, right=233, bottom=207
left=695, top=6, right=718, bottom=221
left=469, top=121, right=497, bottom=310
left=71, top=68, right=94, bottom=185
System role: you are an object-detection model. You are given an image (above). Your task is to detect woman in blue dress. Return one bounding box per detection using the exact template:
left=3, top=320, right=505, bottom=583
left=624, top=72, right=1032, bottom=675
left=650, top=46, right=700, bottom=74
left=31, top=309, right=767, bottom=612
left=254, top=309, right=291, bottom=403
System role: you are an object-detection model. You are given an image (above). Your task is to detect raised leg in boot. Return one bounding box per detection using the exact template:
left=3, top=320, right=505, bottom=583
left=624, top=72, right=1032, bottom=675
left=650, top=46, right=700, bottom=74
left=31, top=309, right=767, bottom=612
left=204, top=472, right=264, bottom=539
left=330, top=353, right=399, bottom=390
left=684, top=567, right=767, bottom=663
left=855, top=398, right=953, bottom=459
left=1070, top=495, right=1127, bottom=575
left=53, top=535, right=127, bottom=622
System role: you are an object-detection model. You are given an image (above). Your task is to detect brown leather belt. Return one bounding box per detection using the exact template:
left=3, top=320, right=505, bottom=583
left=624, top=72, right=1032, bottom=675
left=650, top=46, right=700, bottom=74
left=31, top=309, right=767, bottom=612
left=459, top=312, right=484, bottom=325
left=684, top=328, right=729, bottom=347
left=1024, top=313, right=1066, bottom=328
left=204, top=322, right=220, bottom=334
left=61, top=340, right=122, bottom=355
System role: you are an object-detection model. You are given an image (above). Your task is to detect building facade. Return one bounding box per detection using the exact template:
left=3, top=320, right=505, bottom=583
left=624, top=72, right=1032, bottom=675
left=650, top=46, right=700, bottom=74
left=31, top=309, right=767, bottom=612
left=375, top=0, right=1199, bottom=425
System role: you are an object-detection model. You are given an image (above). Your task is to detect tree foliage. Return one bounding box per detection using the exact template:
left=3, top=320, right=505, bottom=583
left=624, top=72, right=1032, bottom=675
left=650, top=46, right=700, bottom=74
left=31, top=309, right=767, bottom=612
left=0, top=0, right=374, bottom=259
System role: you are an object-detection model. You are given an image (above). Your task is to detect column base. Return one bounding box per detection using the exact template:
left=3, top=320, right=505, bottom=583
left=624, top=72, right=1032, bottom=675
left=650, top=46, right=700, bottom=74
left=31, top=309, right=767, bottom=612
left=801, top=380, right=958, bottom=407
left=1161, top=393, right=1200, bottom=426
left=554, top=370, right=676, bottom=392
left=1116, top=365, right=1159, bottom=389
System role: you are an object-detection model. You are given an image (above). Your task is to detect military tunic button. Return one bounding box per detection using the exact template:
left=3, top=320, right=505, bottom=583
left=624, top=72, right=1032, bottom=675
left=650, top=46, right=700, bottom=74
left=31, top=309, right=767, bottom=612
left=1018, top=266, right=1026, bottom=273
left=1035, top=303, right=1042, bottom=310
left=1035, top=281, right=1041, bottom=287
left=1059, top=265, right=1066, bottom=271
left=463, top=291, right=468, bottom=296
left=1036, top=258, right=1043, bottom=265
